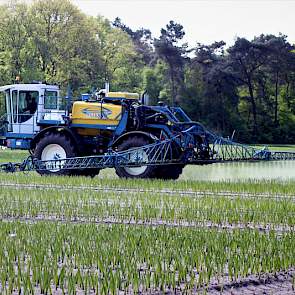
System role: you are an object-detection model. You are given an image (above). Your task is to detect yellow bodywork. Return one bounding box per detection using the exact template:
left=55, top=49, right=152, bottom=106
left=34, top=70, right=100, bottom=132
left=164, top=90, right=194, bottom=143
left=106, top=92, right=139, bottom=100
left=71, top=101, right=122, bottom=127
left=71, top=92, right=139, bottom=136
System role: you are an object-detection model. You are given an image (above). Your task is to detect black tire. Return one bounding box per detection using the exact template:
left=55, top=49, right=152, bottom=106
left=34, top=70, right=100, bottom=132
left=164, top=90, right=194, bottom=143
left=153, top=164, right=184, bottom=180
left=70, top=168, right=100, bottom=178
left=34, top=132, right=76, bottom=176
left=115, top=136, right=157, bottom=179
left=34, top=133, right=100, bottom=177
left=153, top=143, right=184, bottom=180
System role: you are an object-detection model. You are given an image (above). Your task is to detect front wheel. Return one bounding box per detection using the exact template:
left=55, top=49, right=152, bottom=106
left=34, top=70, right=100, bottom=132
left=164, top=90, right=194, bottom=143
left=115, top=137, right=157, bottom=179
left=34, top=132, right=76, bottom=176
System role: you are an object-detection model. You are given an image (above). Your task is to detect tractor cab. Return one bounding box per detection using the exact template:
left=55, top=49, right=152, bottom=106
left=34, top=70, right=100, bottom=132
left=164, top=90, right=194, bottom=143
left=0, top=83, right=63, bottom=149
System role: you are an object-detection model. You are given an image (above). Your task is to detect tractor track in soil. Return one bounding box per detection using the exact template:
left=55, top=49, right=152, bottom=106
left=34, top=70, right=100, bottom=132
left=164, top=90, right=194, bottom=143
left=142, top=268, right=295, bottom=294
left=0, top=182, right=295, bottom=201
left=2, top=268, right=295, bottom=294
left=203, top=268, right=295, bottom=294
left=1, top=216, right=293, bottom=234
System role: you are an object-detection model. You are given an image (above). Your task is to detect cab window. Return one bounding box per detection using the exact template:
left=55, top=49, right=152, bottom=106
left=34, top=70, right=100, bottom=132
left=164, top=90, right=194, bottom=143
left=12, top=90, right=17, bottom=123
left=18, top=91, right=39, bottom=123
left=0, top=92, right=5, bottom=117
left=44, top=91, right=58, bottom=109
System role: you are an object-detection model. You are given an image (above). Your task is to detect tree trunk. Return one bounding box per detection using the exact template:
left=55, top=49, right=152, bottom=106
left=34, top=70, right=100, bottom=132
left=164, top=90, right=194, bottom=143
left=247, top=76, right=258, bottom=139
left=274, top=71, right=279, bottom=126
left=286, top=78, right=290, bottom=108
left=170, top=66, right=176, bottom=106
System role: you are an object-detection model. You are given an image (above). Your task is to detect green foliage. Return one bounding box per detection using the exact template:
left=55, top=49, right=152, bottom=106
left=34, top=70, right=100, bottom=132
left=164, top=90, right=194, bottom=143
left=0, top=0, right=138, bottom=92
left=95, top=16, right=139, bottom=89
left=154, top=20, right=188, bottom=105
left=141, top=61, right=168, bottom=103
left=28, top=0, right=104, bottom=89
left=0, top=2, right=31, bottom=82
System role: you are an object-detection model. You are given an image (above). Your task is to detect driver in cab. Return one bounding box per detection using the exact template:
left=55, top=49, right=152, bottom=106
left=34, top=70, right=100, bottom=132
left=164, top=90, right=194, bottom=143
left=24, top=93, right=38, bottom=114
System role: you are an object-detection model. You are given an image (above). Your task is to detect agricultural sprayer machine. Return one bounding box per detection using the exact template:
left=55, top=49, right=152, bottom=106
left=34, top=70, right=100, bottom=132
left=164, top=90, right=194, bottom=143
left=0, top=83, right=294, bottom=179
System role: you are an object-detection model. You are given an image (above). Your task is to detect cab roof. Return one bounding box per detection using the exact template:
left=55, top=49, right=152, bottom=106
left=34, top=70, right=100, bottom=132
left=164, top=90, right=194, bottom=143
left=0, top=84, right=59, bottom=92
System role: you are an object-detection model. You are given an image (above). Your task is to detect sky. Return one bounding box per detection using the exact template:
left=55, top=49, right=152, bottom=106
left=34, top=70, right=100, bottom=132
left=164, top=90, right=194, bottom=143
left=1, top=0, right=294, bottom=47
left=70, top=0, right=295, bottom=47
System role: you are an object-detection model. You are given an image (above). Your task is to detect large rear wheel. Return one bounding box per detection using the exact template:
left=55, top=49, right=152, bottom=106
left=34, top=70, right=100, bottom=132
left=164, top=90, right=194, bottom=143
left=115, top=137, right=157, bottom=179
left=153, top=142, right=184, bottom=180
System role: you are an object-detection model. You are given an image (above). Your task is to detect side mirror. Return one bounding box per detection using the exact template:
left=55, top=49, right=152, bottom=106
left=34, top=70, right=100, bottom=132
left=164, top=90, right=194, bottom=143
left=140, top=91, right=150, bottom=105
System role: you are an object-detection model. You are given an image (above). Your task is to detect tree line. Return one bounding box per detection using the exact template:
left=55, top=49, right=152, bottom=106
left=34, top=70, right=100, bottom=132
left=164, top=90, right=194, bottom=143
left=1, top=0, right=295, bottom=143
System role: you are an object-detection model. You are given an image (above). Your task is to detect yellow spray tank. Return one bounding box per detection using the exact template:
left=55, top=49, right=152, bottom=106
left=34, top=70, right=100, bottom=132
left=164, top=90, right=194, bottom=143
left=71, top=92, right=139, bottom=135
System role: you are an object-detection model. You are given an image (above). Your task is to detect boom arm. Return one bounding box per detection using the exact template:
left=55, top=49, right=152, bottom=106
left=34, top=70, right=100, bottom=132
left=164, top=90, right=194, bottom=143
left=1, top=126, right=295, bottom=173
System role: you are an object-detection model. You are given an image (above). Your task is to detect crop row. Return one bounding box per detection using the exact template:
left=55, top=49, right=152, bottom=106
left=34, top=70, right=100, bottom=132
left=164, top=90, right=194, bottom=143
left=2, top=182, right=295, bottom=202
left=0, top=221, right=294, bottom=294
left=1, top=170, right=295, bottom=195
left=0, top=187, right=294, bottom=227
